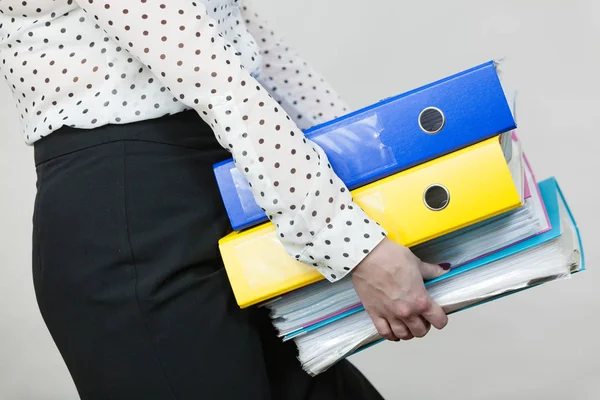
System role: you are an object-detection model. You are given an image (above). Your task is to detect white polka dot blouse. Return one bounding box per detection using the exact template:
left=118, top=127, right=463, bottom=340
left=0, top=0, right=388, bottom=282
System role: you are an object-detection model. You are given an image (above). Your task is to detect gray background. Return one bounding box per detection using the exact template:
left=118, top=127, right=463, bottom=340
left=1, top=0, right=598, bottom=398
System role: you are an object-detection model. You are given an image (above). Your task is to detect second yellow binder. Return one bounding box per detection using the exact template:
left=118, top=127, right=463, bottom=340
left=219, top=136, right=524, bottom=308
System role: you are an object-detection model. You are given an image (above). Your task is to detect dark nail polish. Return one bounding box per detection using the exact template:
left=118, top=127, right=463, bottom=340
left=439, top=263, right=451, bottom=271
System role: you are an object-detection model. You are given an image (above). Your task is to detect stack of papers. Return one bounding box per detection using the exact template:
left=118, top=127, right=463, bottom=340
left=263, top=178, right=583, bottom=375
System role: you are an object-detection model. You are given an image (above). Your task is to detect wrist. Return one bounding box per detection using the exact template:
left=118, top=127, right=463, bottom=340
left=352, top=237, right=414, bottom=279
left=352, top=236, right=390, bottom=277
left=299, top=205, right=387, bottom=282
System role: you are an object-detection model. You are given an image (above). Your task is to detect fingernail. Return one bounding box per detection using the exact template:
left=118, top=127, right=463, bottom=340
left=439, top=263, right=451, bottom=271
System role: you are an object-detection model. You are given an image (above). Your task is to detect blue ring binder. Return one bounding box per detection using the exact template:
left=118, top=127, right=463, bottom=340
left=214, top=61, right=517, bottom=231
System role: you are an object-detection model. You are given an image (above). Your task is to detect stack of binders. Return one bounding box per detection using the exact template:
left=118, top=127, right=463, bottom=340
left=213, top=61, right=585, bottom=376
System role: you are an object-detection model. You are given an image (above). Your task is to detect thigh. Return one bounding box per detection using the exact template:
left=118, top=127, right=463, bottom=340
left=122, top=139, right=385, bottom=400
left=123, top=139, right=275, bottom=399
left=33, top=140, right=272, bottom=400
left=256, top=305, right=385, bottom=400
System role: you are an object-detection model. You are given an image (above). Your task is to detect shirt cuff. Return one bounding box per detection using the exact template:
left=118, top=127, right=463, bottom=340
left=299, top=204, right=388, bottom=282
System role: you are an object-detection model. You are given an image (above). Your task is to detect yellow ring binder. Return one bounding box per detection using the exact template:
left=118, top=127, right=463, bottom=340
left=219, top=137, right=524, bottom=308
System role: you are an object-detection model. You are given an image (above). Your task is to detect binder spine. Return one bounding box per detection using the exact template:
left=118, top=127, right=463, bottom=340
left=214, top=61, right=517, bottom=231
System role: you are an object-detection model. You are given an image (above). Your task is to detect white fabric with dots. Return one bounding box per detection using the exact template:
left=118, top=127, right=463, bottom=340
left=0, top=0, right=388, bottom=282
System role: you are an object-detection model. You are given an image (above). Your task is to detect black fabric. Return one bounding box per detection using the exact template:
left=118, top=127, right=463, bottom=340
left=32, top=110, right=385, bottom=400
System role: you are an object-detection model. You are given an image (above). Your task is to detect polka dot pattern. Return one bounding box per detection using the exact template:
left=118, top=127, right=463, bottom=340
left=0, top=0, right=388, bottom=282
left=241, top=5, right=350, bottom=130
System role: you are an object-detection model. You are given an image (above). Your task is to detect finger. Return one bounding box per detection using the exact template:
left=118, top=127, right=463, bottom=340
left=421, top=316, right=432, bottom=336
left=373, top=316, right=399, bottom=341
left=421, top=301, right=449, bottom=330
left=390, top=320, right=414, bottom=341
left=403, top=316, right=429, bottom=338
left=419, top=261, right=451, bottom=280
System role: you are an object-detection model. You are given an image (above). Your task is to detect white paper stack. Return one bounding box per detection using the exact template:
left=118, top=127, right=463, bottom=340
left=264, top=178, right=584, bottom=376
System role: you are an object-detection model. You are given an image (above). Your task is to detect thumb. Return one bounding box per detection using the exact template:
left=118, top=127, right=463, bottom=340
left=419, top=261, right=451, bottom=280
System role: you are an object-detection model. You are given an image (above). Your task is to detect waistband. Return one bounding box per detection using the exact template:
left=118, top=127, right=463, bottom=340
left=33, top=110, right=216, bottom=166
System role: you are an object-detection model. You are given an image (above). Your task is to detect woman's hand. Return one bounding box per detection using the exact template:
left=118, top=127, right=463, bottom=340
left=351, top=237, right=450, bottom=341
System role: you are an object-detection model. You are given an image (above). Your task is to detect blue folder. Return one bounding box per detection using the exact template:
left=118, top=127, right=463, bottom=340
left=283, top=177, right=585, bottom=341
left=214, top=61, right=517, bottom=231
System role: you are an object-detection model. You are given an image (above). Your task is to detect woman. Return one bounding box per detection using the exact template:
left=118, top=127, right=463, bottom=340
left=0, top=1, right=450, bottom=399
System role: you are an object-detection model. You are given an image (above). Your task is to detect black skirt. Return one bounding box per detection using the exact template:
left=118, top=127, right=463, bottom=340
left=31, top=110, right=384, bottom=400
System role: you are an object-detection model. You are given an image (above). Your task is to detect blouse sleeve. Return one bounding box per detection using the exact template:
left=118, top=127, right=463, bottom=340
left=239, top=4, right=350, bottom=131
left=74, top=0, right=388, bottom=282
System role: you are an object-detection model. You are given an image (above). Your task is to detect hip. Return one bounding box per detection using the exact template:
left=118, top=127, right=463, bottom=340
left=32, top=110, right=233, bottom=296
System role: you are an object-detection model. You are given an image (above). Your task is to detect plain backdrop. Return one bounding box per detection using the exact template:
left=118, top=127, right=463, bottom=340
left=1, top=0, right=599, bottom=399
